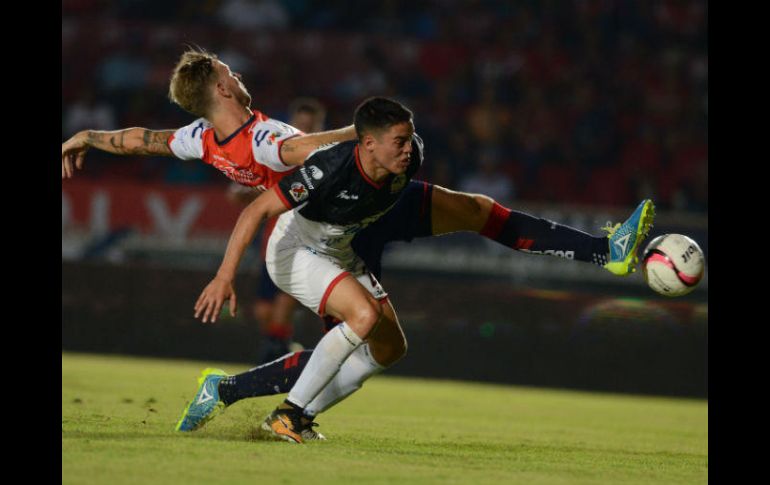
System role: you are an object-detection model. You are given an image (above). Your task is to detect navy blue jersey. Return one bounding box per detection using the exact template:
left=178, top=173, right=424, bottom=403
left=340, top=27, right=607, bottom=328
left=351, top=180, right=434, bottom=279
left=257, top=180, right=433, bottom=300
left=275, top=134, right=424, bottom=226
left=273, top=135, right=425, bottom=260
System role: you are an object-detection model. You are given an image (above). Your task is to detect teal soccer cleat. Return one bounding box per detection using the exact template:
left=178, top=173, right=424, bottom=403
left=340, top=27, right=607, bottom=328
left=175, top=368, right=228, bottom=432
left=602, top=199, right=656, bottom=276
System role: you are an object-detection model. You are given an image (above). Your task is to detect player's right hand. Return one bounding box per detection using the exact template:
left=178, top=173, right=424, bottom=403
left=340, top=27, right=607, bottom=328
left=62, top=131, right=89, bottom=179
left=194, top=277, right=238, bottom=324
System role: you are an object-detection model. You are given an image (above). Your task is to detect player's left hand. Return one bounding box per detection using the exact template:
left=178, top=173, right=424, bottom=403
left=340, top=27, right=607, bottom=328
left=62, top=131, right=89, bottom=179
left=194, top=277, right=237, bottom=323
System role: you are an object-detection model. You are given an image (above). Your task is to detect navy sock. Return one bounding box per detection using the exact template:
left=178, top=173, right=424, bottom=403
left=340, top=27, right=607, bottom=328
left=217, top=350, right=312, bottom=406
left=480, top=202, right=609, bottom=266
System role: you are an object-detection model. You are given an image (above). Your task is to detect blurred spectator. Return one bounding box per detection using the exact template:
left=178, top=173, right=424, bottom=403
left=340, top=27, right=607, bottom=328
left=218, top=0, right=289, bottom=30
left=217, top=47, right=253, bottom=79
left=62, top=0, right=707, bottom=212
left=64, top=90, right=117, bottom=137
left=620, top=125, right=663, bottom=178
left=467, top=82, right=511, bottom=146
left=98, top=45, right=150, bottom=93
left=334, top=48, right=389, bottom=102
left=287, top=97, right=326, bottom=133
left=569, top=82, right=617, bottom=168
left=459, top=147, right=515, bottom=203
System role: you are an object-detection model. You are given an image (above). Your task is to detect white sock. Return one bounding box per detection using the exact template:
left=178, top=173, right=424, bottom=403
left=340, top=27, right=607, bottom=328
left=304, top=343, right=384, bottom=416
left=286, top=322, right=362, bottom=408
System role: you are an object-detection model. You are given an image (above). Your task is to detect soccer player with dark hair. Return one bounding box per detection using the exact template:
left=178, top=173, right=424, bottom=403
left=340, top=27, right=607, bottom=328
left=189, top=97, right=654, bottom=443
left=193, top=97, right=424, bottom=442
left=62, top=49, right=655, bottom=440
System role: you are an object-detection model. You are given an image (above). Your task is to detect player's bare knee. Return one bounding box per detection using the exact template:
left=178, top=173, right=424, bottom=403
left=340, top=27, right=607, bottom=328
left=347, top=301, right=382, bottom=338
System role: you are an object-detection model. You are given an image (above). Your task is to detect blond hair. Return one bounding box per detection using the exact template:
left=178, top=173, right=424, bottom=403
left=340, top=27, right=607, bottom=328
left=168, top=49, right=219, bottom=117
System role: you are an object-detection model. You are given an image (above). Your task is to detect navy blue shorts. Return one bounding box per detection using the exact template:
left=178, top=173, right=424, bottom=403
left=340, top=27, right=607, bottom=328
left=256, top=258, right=280, bottom=300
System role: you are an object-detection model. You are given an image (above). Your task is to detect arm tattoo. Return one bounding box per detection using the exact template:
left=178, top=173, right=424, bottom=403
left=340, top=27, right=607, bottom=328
left=109, top=133, right=125, bottom=152
left=139, top=130, right=173, bottom=156
left=87, top=129, right=173, bottom=156
left=88, top=130, right=128, bottom=154
left=86, top=131, right=106, bottom=145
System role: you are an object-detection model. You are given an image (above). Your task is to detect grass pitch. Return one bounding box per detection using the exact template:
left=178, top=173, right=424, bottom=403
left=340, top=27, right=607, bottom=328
left=62, top=352, right=707, bottom=484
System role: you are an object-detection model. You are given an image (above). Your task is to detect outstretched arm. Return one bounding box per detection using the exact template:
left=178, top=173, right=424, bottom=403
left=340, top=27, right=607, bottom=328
left=62, top=128, right=176, bottom=179
left=194, top=187, right=289, bottom=323
left=280, top=124, right=357, bottom=166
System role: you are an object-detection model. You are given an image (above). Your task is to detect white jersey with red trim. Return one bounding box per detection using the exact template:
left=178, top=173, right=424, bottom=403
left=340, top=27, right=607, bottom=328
left=167, top=109, right=302, bottom=191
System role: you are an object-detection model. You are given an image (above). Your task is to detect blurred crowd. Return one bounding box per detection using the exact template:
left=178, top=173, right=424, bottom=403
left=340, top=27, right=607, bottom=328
left=62, top=0, right=707, bottom=212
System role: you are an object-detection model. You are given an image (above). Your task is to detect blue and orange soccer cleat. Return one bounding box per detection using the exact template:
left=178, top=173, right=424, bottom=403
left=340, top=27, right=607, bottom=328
left=602, top=199, right=656, bottom=276
left=175, top=368, right=229, bottom=432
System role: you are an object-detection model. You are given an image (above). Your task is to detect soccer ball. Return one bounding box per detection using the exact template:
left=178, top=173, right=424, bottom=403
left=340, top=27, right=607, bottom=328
left=641, top=234, right=705, bottom=297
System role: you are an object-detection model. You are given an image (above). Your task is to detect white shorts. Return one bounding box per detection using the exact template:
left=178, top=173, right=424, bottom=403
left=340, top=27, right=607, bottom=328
left=265, top=216, right=388, bottom=317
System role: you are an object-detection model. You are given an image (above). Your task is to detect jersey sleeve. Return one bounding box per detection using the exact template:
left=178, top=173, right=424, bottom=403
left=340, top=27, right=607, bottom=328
left=168, top=118, right=210, bottom=160
left=251, top=118, right=304, bottom=173
left=274, top=152, right=333, bottom=210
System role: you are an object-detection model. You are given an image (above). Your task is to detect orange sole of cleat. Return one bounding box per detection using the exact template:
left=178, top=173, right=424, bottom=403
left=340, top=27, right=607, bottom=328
left=261, top=421, right=303, bottom=444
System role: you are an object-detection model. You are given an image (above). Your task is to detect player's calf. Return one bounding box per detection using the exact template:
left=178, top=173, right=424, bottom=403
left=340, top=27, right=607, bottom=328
left=366, top=301, right=408, bottom=367
left=369, top=333, right=407, bottom=367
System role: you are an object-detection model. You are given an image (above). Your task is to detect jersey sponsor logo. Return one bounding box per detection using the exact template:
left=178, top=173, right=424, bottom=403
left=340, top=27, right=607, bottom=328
left=253, top=130, right=269, bottom=147
left=390, top=174, right=407, bottom=193
left=290, top=182, right=309, bottom=202
left=214, top=164, right=260, bottom=185
left=355, top=207, right=392, bottom=230
left=191, top=122, right=205, bottom=139
left=321, top=235, right=347, bottom=247
left=299, top=168, right=316, bottom=189
left=212, top=154, right=237, bottom=167
left=336, top=190, right=359, bottom=200
left=519, top=249, right=575, bottom=260
left=267, top=131, right=283, bottom=146
left=307, top=165, right=324, bottom=180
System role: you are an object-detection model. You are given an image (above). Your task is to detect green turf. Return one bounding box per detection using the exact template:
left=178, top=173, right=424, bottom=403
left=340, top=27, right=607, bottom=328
left=62, top=352, right=707, bottom=485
